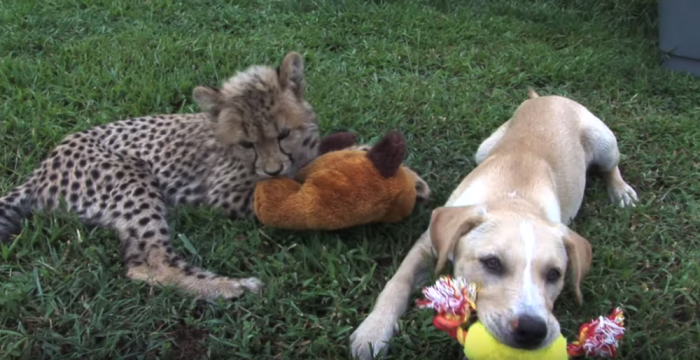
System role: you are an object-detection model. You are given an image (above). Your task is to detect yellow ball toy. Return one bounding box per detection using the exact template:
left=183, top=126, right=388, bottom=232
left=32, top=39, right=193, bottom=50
left=462, top=322, right=568, bottom=360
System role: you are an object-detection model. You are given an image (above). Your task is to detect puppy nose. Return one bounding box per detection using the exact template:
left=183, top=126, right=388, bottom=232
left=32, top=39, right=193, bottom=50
left=512, top=314, right=548, bottom=349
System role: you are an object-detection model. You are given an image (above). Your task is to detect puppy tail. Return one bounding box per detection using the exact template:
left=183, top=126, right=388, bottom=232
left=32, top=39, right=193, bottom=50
left=527, top=87, right=540, bottom=99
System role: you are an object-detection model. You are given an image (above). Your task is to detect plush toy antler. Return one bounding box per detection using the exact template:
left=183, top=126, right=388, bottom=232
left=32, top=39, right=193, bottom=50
left=417, top=276, right=626, bottom=360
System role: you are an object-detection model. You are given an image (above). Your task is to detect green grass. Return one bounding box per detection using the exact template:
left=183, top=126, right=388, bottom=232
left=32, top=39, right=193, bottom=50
left=1, top=0, right=699, bottom=359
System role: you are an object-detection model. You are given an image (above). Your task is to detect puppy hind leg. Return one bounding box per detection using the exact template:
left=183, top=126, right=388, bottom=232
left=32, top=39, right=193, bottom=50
left=580, top=113, right=638, bottom=208
left=600, top=167, right=638, bottom=207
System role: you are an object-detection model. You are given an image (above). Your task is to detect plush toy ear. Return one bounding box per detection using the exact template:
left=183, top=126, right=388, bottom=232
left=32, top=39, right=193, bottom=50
left=318, top=132, right=358, bottom=155
left=366, top=131, right=406, bottom=178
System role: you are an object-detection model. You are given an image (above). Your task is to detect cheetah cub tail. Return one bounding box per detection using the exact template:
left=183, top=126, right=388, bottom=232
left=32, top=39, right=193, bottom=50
left=0, top=183, right=36, bottom=242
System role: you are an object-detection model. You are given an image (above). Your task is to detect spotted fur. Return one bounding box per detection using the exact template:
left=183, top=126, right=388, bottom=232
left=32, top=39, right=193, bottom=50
left=0, top=52, right=319, bottom=299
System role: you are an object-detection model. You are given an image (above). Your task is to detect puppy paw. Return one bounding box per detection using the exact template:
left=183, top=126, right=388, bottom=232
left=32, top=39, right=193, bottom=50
left=349, top=313, right=399, bottom=360
left=608, top=182, right=638, bottom=208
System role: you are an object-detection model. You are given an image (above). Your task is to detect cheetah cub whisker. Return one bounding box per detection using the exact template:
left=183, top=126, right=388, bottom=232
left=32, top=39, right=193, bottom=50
left=0, top=52, right=320, bottom=300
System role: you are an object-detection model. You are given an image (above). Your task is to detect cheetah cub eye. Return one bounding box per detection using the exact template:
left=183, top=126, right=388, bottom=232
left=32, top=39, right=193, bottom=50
left=277, top=128, right=290, bottom=140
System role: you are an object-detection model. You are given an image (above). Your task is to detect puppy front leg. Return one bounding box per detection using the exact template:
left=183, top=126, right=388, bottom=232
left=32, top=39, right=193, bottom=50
left=350, top=231, right=433, bottom=359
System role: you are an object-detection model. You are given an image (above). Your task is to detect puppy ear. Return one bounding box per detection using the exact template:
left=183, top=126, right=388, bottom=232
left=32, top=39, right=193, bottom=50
left=430, top=206, right=487, bottom=273
left=278, top=52, right=305, bottom=99
left=561, top=226, right=592, bottom=305
left=193, top=86, right=221, bottom=118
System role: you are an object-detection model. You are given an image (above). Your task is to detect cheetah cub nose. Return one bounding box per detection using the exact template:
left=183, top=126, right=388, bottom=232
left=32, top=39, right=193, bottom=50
left=264, top=166, right=283, bottom=176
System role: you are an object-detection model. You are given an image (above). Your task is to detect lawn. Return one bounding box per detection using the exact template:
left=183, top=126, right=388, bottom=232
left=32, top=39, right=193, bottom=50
left=1, top=0, right=699, bottom=359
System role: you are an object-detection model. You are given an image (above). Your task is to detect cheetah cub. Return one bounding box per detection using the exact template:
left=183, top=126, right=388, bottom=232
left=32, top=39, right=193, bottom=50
left=0, top=52, right=320, bottom=300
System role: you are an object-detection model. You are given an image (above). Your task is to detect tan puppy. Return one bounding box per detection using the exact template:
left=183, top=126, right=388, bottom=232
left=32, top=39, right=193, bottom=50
left=350, top=89, right=638, bottom=359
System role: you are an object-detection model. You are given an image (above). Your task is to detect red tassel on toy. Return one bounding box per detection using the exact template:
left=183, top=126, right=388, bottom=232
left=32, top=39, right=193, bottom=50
left=567, top=307, right=626, bottom=358
left=415, top=276, right=477, bottom=343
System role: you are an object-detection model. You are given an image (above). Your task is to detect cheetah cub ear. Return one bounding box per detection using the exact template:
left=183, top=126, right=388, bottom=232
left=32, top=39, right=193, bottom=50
left=277, top=51, right=306, bottom=99
left=193, top=86, right=220, bottom=116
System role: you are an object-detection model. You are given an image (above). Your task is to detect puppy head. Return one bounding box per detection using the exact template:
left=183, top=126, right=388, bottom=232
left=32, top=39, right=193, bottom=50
left=430, top=206, right=591, bottom=350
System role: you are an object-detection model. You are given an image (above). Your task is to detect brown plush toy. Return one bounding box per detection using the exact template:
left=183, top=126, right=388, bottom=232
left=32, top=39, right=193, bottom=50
left=253, top=131, right=423, bottom=230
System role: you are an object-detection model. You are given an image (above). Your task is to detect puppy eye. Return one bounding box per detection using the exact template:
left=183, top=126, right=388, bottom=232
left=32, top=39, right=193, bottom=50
left=480, top=257, right=503, bottom=274
left=277, top=129, right=290, bottom=140
left=240, top=141, right=254, bottom=149
left=546, top=268, right=561, bottom=282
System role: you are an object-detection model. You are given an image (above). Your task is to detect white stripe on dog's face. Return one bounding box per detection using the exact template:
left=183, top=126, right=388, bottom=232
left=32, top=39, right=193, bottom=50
left=515, top=221, right=544, bottom=314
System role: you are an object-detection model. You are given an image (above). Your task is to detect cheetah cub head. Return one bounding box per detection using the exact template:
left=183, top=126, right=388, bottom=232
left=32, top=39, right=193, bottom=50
left=193, top=52, right=320, bottom=178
